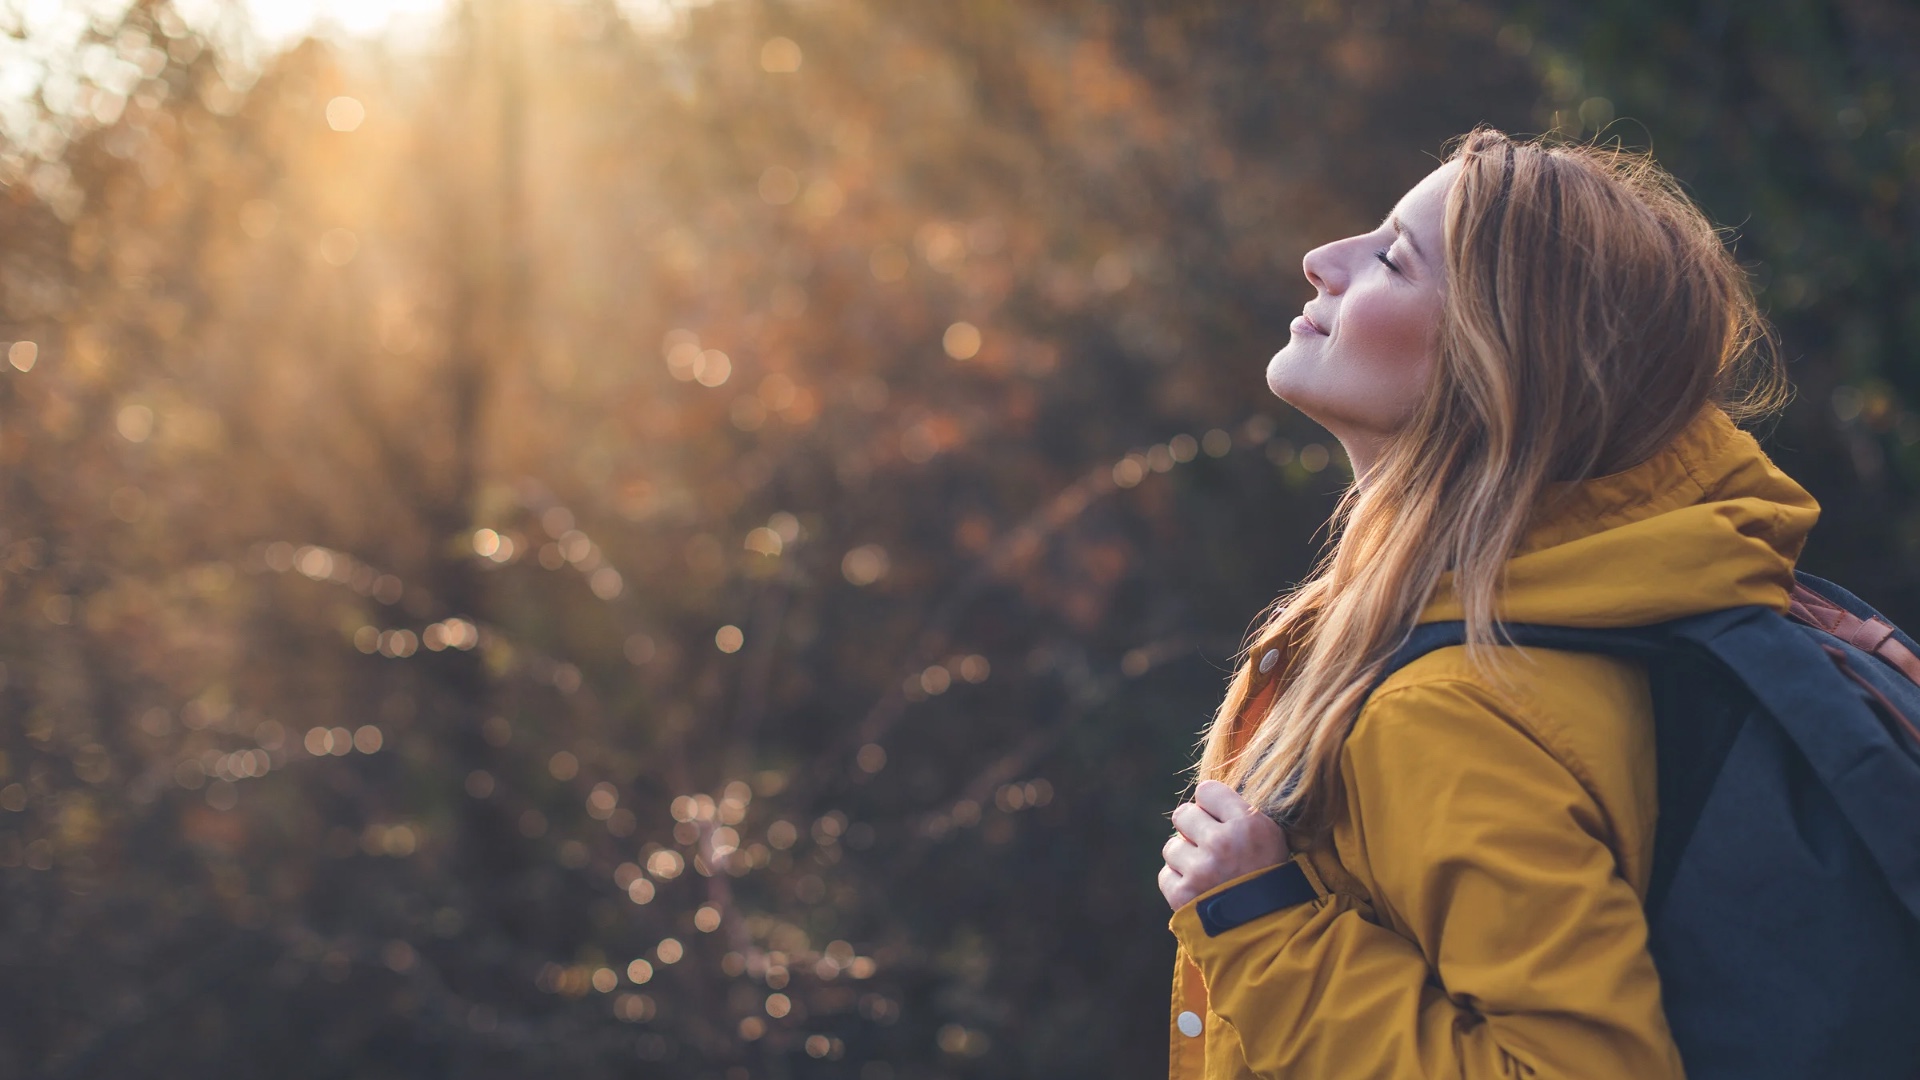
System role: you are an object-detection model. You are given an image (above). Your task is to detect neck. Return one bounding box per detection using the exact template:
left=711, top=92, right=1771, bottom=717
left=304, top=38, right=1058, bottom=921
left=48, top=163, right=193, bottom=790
left=1335, top=434, right=1381, bottom=486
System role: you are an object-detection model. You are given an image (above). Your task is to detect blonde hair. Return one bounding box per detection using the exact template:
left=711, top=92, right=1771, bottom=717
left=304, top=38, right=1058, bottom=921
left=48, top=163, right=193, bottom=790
left=1201, top=127, right=1788, bottom=832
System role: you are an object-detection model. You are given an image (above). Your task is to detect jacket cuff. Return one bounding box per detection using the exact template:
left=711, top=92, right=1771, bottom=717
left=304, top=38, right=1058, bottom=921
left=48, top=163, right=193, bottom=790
left=1168, top=854, right=1330, bottom=956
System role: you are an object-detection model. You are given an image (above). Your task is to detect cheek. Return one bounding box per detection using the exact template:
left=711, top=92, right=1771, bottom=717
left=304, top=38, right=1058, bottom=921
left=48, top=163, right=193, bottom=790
left=1337, top=287, right=1438, bottom=377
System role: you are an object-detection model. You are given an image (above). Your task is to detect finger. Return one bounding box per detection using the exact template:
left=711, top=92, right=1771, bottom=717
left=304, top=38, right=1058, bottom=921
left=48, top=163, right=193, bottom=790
left=1170, top=801, right=1220, bottom=843
left=1160, top=832, right=1191, bottom=861
left=1193, top=779, right=1254, bottom=821
left=1158, top=865, right=1189, bottom=909
left=1162, top=836, right=1211, bottom=878
left=1159, top=860, right=1190, bottom=903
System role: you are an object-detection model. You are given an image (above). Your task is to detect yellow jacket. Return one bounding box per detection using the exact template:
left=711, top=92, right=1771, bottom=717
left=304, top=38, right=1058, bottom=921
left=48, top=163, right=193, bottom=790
left=1168, top=406, right=1821, bottom=1079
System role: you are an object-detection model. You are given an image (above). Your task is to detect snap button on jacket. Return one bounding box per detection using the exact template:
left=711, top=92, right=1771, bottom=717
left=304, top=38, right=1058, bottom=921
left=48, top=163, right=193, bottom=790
left=1168, top=406, right=1820, bottom=1079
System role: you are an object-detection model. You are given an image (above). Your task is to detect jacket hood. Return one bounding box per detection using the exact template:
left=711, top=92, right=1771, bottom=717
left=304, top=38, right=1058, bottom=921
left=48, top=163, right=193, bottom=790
left=1419, top=406, right=1821, bottom=628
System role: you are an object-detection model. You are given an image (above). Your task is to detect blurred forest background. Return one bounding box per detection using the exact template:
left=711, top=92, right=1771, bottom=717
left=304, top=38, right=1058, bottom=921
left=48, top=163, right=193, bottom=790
left=0, top=0, right=1916, bottom=1076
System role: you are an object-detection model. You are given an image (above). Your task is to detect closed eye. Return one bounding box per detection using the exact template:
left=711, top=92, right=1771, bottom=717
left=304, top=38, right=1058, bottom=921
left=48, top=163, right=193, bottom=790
left=1373, top=248, right=1401, bottom=274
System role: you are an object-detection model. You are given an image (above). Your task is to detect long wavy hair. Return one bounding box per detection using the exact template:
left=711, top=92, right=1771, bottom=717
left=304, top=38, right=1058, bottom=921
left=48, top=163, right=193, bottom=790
left=1200, top=127, right=1788, bottom=832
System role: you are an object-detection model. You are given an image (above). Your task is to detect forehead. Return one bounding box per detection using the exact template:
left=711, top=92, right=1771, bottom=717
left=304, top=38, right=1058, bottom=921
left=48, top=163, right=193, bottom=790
left=1392, top=159, right=1461, bottom=229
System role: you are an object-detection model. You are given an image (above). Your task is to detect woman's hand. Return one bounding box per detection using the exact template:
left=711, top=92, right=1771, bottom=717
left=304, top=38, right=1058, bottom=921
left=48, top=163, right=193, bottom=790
left=1158, top=779, right=1292, bottom=911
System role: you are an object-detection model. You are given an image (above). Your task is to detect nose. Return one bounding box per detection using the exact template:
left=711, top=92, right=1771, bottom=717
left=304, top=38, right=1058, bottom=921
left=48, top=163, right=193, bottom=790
left=1301, top=240, right=1345, bottom=296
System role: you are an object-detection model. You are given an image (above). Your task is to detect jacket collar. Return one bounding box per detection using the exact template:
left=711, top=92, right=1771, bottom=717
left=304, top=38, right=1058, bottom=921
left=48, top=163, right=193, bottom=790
left=1419, top=407, right=1821, bottom=628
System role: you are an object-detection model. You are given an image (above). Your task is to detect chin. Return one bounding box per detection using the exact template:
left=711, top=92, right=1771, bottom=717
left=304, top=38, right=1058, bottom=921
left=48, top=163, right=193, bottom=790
left=1264, top=347, right=1313, bottom=407
left=1264, top=347, right=1294, bottom=399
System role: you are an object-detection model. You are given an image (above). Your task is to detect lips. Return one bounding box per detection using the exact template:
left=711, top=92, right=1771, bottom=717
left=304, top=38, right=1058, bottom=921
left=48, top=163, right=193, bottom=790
left=1301, top=310, right=1328, bottom=335
left=1292, top=310, right=1328, bottom=337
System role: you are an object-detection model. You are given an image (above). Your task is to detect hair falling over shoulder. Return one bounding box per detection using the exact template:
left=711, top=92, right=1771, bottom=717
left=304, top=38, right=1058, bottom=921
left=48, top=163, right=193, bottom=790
left=1199, top=127, right=1789, bottom=834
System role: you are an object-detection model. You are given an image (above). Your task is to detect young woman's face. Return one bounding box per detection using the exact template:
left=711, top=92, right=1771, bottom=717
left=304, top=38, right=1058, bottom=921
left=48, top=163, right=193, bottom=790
left=1266, top=160, right=1457, bottom=476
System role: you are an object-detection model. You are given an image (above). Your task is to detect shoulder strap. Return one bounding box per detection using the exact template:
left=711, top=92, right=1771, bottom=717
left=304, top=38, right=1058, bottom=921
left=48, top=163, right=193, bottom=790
left=1375, top=619, right=1672, bottom=691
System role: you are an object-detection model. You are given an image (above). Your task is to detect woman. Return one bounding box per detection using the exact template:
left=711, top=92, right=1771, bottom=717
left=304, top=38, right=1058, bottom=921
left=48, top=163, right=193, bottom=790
left=1157, top=127, right=1813, bottom=1077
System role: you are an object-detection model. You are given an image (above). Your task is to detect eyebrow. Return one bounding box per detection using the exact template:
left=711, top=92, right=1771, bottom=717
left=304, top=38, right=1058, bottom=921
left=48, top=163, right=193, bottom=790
left=1385, top=213, right=1426, bottom=262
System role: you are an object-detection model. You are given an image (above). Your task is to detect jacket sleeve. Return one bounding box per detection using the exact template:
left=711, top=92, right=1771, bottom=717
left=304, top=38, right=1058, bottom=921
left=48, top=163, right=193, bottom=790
left=1168, top=678, right=1685, bottom=1079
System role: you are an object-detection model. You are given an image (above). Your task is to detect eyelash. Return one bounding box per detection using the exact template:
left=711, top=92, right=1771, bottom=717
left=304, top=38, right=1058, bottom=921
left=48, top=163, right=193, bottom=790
left=1374, top=248, right=1401, bottom=274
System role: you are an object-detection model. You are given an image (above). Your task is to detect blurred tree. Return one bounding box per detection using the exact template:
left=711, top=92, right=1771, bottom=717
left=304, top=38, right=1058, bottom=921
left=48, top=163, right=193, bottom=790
left=1, top=0, right=1909, bottom=1077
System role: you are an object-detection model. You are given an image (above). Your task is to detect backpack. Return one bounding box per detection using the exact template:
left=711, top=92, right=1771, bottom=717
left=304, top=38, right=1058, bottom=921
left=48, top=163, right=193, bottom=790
left=1374, top=570, right=1920, bottom=1080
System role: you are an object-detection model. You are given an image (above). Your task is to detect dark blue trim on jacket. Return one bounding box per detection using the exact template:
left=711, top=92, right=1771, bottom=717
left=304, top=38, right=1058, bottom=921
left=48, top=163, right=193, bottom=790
left=1197, top=861, right=1317, bottom=936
